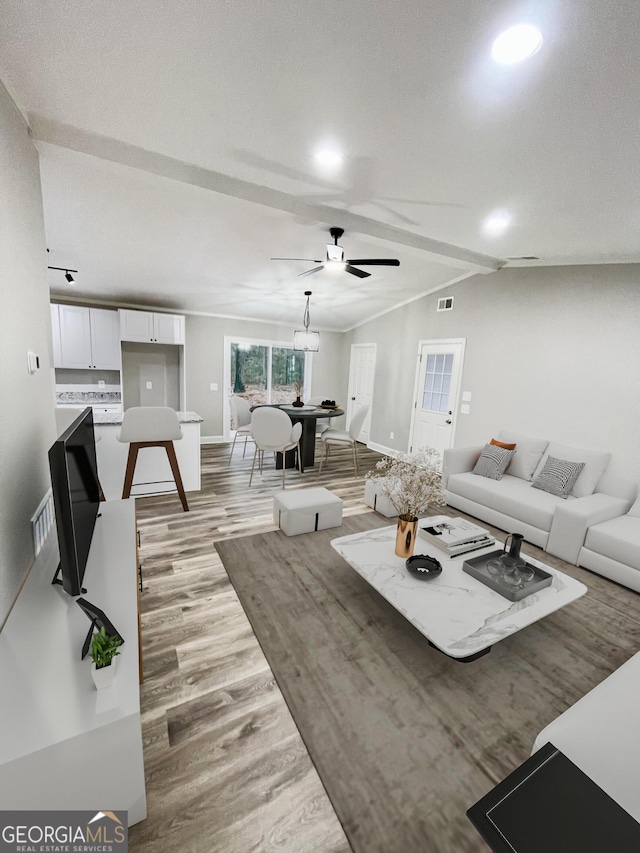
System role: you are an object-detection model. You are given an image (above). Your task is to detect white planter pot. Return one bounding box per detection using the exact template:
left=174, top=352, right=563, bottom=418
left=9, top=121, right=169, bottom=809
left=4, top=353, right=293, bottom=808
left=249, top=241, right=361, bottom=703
left=91, top=660, right=116, bottom=690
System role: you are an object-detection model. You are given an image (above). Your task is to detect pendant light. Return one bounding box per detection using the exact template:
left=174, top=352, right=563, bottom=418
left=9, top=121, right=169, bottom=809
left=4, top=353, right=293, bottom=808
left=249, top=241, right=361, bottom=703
left=293, top=290, right=319, bottom=352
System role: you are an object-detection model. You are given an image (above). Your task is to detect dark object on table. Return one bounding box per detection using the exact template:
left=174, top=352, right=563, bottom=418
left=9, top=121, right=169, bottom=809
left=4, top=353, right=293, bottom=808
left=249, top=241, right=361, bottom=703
left=467, top=741, right=640, bottom=853
left=320, top=399, right=338, bottom=409
left=463, top=549, right=552, bottom=601
left=406, top=554, right=442, bottom=579
left=291, top=397, right=304, bottom=407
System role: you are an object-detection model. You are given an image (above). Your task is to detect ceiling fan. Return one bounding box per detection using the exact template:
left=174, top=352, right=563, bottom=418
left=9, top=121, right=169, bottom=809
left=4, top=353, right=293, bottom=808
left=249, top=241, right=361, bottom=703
left=271, top=227, right=400, bottom=279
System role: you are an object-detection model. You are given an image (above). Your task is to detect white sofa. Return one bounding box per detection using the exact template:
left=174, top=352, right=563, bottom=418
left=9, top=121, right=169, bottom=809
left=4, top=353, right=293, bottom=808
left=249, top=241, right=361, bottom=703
left=532, top=650, right=640, bottom=825
left=443, top=431, right=637, bottom=571
left=575, top=495, right=640, bottom=593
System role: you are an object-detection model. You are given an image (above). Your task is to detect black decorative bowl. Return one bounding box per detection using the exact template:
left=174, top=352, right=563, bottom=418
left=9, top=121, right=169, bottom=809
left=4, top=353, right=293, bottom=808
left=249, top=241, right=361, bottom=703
left=406, top=555, right=442, bottom=580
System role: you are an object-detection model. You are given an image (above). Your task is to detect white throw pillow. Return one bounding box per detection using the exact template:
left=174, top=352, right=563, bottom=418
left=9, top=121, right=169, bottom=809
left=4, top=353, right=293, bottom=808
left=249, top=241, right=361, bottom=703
left=498, top=431, right=549, bottom=481
left=532, top=442, right=610, bottom=498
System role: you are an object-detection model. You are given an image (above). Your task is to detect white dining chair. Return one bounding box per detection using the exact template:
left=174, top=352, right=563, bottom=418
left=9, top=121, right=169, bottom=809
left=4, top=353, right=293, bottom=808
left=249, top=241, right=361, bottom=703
left=228, top=395, right=253, bottom=464
left=249, top=407, right=302, bottom=488
left=117, top=406, right=189, bottom=511
left=319, top=405, right=369, bottom=476
left=307, top=395, right=335, bottom=437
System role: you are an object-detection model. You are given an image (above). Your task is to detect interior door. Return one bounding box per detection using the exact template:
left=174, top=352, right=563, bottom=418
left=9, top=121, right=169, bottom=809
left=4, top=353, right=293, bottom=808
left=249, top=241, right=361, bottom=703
left=347, top=344, right=376, bottom=443
left=409, top=339, right=465, bottom=458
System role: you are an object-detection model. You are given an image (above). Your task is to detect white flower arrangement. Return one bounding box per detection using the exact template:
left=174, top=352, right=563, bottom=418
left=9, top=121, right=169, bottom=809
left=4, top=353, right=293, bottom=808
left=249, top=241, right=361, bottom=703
left=366, top=447, right=446, bottom=520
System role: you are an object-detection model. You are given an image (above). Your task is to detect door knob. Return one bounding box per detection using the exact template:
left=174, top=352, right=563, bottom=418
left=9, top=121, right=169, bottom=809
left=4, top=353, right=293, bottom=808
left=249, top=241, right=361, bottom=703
left=351, top=396, right=355, bottom=400
left=445, top=419, right=452, bottom=424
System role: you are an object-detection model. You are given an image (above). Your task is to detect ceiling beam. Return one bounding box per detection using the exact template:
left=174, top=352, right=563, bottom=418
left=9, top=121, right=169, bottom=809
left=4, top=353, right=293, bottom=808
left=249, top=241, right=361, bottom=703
left=30, top=114, right=504, bottom=276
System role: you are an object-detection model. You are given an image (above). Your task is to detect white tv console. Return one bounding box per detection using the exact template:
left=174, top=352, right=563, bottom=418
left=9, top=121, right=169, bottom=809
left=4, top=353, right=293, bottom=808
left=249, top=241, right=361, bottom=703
left=0, top=500, right=146, bottom=826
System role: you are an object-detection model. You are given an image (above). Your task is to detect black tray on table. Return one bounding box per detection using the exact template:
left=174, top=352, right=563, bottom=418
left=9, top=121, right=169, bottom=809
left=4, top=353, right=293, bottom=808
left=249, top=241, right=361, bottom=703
left=462, top=549, right=553, bottom=602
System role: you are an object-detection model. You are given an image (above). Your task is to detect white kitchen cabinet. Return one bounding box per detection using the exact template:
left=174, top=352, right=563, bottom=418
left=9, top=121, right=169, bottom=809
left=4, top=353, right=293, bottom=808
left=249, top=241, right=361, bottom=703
left=119, top=309, right=185, bottom=345
left=50, top=304, right=62, bottom=367
left=55, top=305, right=121, bottom=370
left=89, top=308, right=121, bottom=368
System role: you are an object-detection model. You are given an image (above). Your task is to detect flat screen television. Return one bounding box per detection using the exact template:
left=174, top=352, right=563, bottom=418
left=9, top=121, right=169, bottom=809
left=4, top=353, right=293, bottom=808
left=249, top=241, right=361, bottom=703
left=49, top=406, right=101, bottom=596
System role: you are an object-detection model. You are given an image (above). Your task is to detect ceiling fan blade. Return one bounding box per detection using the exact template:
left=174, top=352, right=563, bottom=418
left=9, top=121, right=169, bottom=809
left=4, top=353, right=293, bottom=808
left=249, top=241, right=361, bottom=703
left=345, top=265, right=371, bottom=278
left=346, top=258, right=400, bottom=266
left=271, top=257, right=323, bottom=262
left=298, top=266, right=325, bottom=278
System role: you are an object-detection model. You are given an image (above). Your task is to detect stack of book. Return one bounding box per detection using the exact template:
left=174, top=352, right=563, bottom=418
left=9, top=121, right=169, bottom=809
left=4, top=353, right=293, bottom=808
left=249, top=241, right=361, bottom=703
left=418, top=516, right=495, bottom=557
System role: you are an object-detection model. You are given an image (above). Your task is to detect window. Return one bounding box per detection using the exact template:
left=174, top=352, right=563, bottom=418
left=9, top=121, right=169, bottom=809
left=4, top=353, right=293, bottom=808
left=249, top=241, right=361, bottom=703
left=229, top=340, right=309, bottom=406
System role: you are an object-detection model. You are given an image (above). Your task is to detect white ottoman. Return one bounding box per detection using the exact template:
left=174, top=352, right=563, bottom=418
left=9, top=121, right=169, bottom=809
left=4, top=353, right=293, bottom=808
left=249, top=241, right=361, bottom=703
left=273, top=487, right=343, bottom=536
left=364, top=480, right=397, bottom=518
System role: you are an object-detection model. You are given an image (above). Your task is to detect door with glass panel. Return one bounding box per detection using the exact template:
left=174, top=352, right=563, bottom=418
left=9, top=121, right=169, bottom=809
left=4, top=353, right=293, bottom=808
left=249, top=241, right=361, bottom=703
left=409, top=339, right=465, bottom=459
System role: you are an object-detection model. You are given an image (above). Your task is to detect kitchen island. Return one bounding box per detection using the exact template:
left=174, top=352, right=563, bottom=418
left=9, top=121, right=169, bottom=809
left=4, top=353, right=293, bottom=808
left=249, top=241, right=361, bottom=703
left=92, top=410, right=203, bottom=501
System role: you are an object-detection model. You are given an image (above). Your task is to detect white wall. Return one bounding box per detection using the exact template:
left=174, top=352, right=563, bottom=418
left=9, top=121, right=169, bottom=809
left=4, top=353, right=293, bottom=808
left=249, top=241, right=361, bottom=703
left=185, top=314, right=348, bottom=436
left=0, top=80, right=57, bottom=629
left=348, top=264, right=640, bottom=481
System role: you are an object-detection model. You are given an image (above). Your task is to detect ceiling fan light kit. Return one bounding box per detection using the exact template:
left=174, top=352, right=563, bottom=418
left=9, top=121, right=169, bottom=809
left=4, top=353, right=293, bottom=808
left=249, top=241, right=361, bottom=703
left=293, top=290, right=320, bottom=352
left=273, top=226, right=400, bottom=279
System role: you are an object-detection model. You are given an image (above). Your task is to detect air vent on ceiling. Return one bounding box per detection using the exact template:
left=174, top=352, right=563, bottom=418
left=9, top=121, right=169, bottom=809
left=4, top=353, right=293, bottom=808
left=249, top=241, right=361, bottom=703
left=437, top=296, right=454, bottom=312
left=507, top=256, right=540, bottom=260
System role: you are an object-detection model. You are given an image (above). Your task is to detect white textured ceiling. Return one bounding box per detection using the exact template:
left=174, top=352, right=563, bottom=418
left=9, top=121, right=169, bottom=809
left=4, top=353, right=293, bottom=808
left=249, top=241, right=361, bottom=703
left=1, top=0, right=639, bottom=329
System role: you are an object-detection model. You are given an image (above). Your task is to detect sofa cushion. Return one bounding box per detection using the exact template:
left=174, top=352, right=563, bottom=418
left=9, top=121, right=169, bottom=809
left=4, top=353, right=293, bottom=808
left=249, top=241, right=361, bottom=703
left=628, top=496, right=640, bottom=518
left=447, top=472, right=565, bottom=532
left=472, top=444, right=515, bottom=480
left=532, top=455, right=586, bottom=499
left=532, top=442, right=610, bottom=498
left=584, top=515, right=640, bottom=571
left=498, top=431, right=548, bottom=481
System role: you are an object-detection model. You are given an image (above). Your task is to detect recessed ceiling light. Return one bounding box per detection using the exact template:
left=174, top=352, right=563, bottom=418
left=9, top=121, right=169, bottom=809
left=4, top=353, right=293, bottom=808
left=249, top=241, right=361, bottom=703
left=483, top=211, right=511, bottom=237
left=314, top=148, right=343, bottom=168
left=491, top=24, right=543, bottom=64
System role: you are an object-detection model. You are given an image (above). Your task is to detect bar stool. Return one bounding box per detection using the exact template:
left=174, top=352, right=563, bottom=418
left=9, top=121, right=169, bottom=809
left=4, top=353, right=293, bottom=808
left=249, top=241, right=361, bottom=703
left=117, top=407, right=189, bottom=511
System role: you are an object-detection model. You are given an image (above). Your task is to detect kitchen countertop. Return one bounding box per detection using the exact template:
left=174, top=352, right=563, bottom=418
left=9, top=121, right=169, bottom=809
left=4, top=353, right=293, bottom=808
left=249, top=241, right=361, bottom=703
left=93, top=410, right=203, bottom=425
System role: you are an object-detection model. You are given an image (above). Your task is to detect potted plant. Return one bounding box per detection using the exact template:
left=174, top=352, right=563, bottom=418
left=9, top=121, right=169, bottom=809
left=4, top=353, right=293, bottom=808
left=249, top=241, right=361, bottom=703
left=89, top=626, right=123, bottom=690
left=366, top=447, right=446, bottom=557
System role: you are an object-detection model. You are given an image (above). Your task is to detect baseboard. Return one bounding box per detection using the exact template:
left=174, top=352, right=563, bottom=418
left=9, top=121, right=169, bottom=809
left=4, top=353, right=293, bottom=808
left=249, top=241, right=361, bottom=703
left=367, top=441, right=399, bottom=458
left=201, top=435, right=226, bottom=444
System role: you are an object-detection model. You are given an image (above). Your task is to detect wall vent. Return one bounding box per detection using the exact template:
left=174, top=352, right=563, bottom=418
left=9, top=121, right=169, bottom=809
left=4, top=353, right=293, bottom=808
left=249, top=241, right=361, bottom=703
left=31, top=488, right=54, bottom=558
left=437, top=296, right=454, bottom=312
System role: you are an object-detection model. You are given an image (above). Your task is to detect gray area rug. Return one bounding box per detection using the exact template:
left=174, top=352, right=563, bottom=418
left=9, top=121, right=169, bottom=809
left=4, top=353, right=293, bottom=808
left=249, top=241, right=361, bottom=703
left=215, top=513, right=616, bottom=853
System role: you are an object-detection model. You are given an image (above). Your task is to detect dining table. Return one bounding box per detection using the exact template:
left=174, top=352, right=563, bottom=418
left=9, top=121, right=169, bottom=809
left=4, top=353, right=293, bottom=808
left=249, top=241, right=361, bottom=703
left=250, top=404, right=344, bottom=472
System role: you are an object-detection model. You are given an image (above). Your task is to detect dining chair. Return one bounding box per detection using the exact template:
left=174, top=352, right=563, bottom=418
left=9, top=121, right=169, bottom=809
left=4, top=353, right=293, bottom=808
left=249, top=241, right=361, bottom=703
left=307, top=395, right=334, bottom=437
left=319, top=405, right=369, bottom=476
left=228, top=395, right=253, bottom=464
left=117, top=406, right=189, bottom=511
left=249, top=406, right=302, bottom=488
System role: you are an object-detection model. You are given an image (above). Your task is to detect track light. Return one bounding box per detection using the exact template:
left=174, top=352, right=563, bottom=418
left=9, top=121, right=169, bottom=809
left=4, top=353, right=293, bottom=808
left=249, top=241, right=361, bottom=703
left=48, top=265, right=78, bottom=285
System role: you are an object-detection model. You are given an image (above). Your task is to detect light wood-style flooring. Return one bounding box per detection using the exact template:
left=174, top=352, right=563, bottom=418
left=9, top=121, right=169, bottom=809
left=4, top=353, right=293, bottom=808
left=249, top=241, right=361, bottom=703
left=129, top=440, right=384, bottom=852
left=128, top=441, right=640, bottom=852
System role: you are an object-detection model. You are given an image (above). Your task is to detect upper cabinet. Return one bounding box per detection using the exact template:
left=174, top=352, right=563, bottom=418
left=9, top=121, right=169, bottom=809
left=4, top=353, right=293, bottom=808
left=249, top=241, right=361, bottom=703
left=119, top=310, right=185, bottom=345
left=54, top=305, right=121, bottom=370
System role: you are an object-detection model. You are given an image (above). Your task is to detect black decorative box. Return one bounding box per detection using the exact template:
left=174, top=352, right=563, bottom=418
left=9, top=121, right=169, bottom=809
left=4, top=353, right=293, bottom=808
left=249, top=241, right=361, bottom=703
left=462, top=549, right=553, bottom=602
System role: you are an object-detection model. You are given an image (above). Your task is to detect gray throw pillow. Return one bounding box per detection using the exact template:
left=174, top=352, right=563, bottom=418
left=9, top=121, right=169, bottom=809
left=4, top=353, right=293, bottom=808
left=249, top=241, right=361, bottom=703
left=532, top=455, right=586, bottom=499
left=472, top=444, right=515, bottom=481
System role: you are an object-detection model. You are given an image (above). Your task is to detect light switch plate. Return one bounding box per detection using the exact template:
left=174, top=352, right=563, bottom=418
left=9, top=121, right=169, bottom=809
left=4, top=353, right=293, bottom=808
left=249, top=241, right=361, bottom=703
left=26, top=351, right=39, bottom=374
left=145, top=381, right=153, bottom=390
left=210, top=382, right=218, bottom=391
left=461, top=404, right=470, bottom=415
left=462, top=391, right=472, bottom=402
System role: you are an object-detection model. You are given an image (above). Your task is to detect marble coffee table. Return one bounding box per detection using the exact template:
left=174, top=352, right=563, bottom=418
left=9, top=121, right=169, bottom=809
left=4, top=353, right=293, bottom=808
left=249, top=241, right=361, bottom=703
left=331, top=524, right=587, bottom=661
